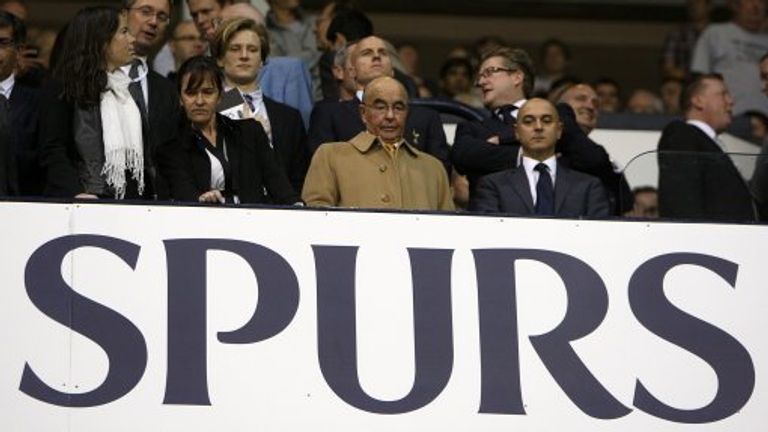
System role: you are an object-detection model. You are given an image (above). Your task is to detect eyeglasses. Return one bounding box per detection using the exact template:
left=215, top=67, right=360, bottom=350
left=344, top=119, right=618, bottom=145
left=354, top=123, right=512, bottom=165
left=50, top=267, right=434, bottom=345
left=129, top=6, right=171, bottom=24
left=476, top=66, right=517, bottom=80
left=366, top=102, right=408, bottom=115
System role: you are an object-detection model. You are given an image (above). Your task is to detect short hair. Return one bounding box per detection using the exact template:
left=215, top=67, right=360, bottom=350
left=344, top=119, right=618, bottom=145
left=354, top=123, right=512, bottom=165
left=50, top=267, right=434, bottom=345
left=439, top=57, right=472, bottom=80
left=680, top=73, right=725, bottom=114
left=333, top=43, right=353, bottom=67
left=176, top=55, right=224, bottom=97
left=212, top=17, right=270, bottom=63
left=0, top=9, right=25, bottom=45
left=479, top=46, right=536, bottom=99
left=632, top=186, right=658, bottom=195
left=326, top=9, right=373, bottom=44
left=122, top=0, right=173, bottom=11
left=594, top=77, right=621, bottom=92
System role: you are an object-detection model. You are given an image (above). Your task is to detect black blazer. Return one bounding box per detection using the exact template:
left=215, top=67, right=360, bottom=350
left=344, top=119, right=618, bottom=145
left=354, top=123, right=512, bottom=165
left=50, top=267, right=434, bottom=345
left=658, top=120, right=755, bottom=221
left=39, top=74, right=179, bottom=199
left=264, top=96, right=310, bottom=192
left=469, top=162, right=610, bottom=218
left=162, top=115, right=298, bottom=205
left=0, top=94, right=16, bottom=195
left=9, top=83, right=42, bottom=196
left=307, top=97, right=451, bottom=173
left=451, top=103, right=631, bottom=213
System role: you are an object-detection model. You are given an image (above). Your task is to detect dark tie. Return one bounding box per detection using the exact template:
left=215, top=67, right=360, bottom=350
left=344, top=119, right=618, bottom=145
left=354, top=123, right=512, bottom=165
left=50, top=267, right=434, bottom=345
left=534, top=163, right=555, bottom=215
left=128, top=59, right=148, bottom=118
left=243, top=93, right=255, bottom=112
left=494, top=105, right=518, bottom=125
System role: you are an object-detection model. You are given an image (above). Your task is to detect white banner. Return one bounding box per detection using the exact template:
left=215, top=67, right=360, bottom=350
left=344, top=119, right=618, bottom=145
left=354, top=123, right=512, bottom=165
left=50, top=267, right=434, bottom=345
left=1, top=202, right=766, bottom=431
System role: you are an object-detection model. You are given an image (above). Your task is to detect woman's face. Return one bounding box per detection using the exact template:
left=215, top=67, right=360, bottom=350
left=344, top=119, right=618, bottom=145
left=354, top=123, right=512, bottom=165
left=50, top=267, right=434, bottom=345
left=219, top=30, right=263, bottom=86
left=180, top=73, right=220, bottom=127
left=105, top=14, right=136, bottom=72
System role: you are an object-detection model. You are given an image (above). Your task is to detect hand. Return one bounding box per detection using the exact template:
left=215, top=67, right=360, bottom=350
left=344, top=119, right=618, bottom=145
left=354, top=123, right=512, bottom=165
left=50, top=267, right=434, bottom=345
left=74, top=193, right=98, bottom=200
left=199, top=189, right=225, bottom=204
left=486, top=136, right=500, bottom=145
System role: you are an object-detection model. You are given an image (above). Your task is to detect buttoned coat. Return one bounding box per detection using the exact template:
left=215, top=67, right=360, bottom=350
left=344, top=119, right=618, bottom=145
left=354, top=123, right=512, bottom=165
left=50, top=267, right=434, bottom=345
left=302, top=131, right=454, bottom=211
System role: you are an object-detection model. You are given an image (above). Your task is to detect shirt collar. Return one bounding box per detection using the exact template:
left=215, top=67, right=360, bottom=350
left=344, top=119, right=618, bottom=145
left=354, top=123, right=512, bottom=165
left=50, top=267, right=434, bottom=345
left=0, top=73, right=15, bottom=98
left=686, top=119, right=717, bottom=141
left=522, top=155, right=557, bottom=179
left=355, top=90, right=364, bottom=102
left=351, top=131, right=419, bottom=156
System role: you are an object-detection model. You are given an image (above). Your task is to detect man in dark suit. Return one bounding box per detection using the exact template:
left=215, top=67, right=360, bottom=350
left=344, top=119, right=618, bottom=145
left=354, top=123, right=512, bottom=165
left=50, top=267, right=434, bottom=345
left=470, top=98, right=609, bottom=218
left=0, top=10, right=40, bottom=196
left=123, top=0, right=181, bottom=199
left=658, top=73, right=755, bottom=221
left=307, top=35, right=450, bottom=173
left=452, top=46, right=629, bottom=214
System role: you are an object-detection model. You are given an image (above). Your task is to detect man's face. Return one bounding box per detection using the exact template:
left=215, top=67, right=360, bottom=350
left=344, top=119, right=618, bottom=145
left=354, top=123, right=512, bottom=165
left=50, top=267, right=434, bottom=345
left=441, top=65, right=471, bottom=97
left=543, top=44, right=567, bottom=74
left=332, top=43, right=357, bottom=96
left=595, top=82, right=620, bottom=112
left=733, top=0, right=766, bottom=32
left=0, top=26, right=18, bottom=81
left=218, top=30, right=262, bottom=87
left=170, top=21, right=206, bottom=66
left=760, top=57, right=768, bottom=97
left=694, top=78, right=734, bottom=133
left=126, top=0, right=170, bottom=55
left=360, top=78, right=408, bottom=144
left=351, top=36, right=393, bottom=87
left=476, top=56, right=523, bottom=109
left=515, top=98, right=563, bottom=160
left=560, top=84, right=598, bottom=134
left=188, top=0, right=222, bottom=41
left=633, top=191, right=659, bottom=218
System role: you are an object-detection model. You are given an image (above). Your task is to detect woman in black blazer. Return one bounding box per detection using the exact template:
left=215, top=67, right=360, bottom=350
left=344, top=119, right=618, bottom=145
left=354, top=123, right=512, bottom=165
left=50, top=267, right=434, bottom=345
left=161, top=56, right=298, bottom=205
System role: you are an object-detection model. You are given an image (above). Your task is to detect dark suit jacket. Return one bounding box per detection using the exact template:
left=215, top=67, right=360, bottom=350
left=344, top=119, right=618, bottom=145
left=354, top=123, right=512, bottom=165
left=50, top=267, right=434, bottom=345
left=264, top=96, right=310, bottom=192
left=658, top=120, right=755, bottom=221
left=469, top=162, right=610, bottom=218
left=39, top=74, right=179, bottom=199
left=0, top=94, right=16, bottom=195
left=307, top=97, right=450, bottom=173
left=160, top=115, right=298, bottom=205
left=451, top=103, right=631, bottom=214
left=9, top=84, right=42, bottom=196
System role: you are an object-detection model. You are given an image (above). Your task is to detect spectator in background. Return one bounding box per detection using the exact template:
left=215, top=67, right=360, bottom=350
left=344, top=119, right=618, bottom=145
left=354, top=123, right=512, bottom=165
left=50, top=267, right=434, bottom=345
left=438, top=57, right=482, bottom=107
left=660, top=77, right=683, bottom=115
left=187, top=0, right=230, bottom=43
left=161, top=55, right=298, bottom=205
left=167, top=20, right=207, bottom=84
left=746, top=110, right=768, bottom=143
left=1, top=0, right=46, bottom=87
left=557, top=83, right=599, bottom=135
left=594, top=77, right=622, bottom=113
left=751, top=52, right=768, bottom=220
left=534, top=38, right=570, bottom=96
left=398, top=43, right=434, bottom=98
left=307, top=35, right=449, bottom=172
left=221, top=2, right=265, bottom=23
left=264, top=0, right=320, bottom=97
left=321, top=6, right=372, bottom=99
left=0, top=0, right=25, bottom=21
left=626, top=89, right=663, bottom=114
left=661, top=0, right=712, bottom=80
left=691, top=0, right=768, bottom=116
left=302, top=76, right=453, bottom=211
left=625, top=186, right=659, bottom=218
left=0, top=10, right=40, bottom=196
left=657, top=73, right=755, bottom=221
left=212, top=17, right=309, bottom=192
left=330, top=42, right=356, bottom=101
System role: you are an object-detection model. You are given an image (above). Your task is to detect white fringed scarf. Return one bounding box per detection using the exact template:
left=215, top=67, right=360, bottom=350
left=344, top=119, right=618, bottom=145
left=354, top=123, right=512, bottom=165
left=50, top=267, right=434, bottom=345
left=100, top=69, right=144, bottom=199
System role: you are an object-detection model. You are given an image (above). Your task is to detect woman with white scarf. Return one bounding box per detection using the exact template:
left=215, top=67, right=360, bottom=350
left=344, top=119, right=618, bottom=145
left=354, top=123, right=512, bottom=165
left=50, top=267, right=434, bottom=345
left=39, top=6, right=148, bottom=200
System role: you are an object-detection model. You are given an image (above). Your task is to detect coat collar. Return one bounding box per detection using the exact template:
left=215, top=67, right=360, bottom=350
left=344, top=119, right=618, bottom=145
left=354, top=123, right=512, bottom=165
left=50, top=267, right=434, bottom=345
left=349, top=131, right=420, bottom=156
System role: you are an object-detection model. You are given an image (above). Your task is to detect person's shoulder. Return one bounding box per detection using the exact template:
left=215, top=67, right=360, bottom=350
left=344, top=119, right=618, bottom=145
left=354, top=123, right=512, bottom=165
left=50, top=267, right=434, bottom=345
left=558, top=162, right=601, bottom=184
left=264, top=96, right=302, bottom=118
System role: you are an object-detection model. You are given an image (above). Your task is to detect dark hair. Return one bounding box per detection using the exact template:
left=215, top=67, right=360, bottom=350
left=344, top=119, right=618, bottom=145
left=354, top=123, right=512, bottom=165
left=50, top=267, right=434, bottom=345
left=540, top=38, right=571, bottom=61
left=176, top=55, right=224, bottom=96
left=212, top=17, right=270, bottom=63
left=439, top=57, right=472, bottom=80
left=479, top=46, right=536, bottom=99
left=53, top=6, right=121, bottom=107
left=326, top=9, right=373, bottom=44
left=0, top=9, right=25, bottom=45
left=594, top=77, right=621, bottom=92
left=680, top=73, right=724, bottom=114
left=632, top=186, right=658, bottom=195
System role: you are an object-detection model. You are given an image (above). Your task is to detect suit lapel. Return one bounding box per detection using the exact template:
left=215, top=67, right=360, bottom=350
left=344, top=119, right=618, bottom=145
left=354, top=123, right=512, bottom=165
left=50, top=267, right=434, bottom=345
left=553, top=164, right=572, bottom=214
left=510, top=168, right=534, bottom=212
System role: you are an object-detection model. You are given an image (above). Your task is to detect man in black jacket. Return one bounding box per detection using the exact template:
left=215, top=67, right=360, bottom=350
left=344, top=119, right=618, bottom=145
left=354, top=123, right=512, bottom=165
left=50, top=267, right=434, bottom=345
left=451, top=46, right=630, bottom=214
left=658, top=73, right=755, bottom=221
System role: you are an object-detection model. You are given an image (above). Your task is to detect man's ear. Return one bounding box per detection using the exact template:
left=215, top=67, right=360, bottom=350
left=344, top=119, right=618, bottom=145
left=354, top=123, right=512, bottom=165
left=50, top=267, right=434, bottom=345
left=359, top=103, right=368, bottom=126
left=332, top=64, right=343, bottom=81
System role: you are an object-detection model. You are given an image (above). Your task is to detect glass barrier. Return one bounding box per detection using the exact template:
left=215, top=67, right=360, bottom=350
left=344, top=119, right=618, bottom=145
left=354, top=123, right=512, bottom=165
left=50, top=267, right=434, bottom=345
left=621, top=150, right=765, bottom=223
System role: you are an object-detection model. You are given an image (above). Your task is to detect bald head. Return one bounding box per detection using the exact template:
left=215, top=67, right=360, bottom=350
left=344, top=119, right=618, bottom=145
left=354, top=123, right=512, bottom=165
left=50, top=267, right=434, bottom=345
left=516, top=98, right=563, bottom=161
left=361, top=77, right=409, bottom=144
left=221, top=3, right=265, bottom=24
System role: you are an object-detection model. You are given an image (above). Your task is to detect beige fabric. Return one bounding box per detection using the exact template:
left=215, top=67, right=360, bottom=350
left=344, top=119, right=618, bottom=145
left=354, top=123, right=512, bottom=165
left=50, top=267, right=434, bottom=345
left=302, top=132, right=454, bottom=211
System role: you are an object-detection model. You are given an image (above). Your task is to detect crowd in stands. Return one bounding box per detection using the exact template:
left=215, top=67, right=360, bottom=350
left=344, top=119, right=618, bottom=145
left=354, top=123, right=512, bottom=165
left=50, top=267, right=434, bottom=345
left=1, top=0, right=768, bottom=223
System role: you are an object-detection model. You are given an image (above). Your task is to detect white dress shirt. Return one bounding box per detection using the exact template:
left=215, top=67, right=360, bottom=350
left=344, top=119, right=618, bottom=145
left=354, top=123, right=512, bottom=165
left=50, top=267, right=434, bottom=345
left=0, top=73, right=15, bottom=99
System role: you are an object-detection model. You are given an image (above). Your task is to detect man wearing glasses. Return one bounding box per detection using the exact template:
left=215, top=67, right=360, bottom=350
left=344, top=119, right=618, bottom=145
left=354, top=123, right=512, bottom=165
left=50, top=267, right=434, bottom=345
left=302, top=76, right=453, bottom=211
left=122, top=0, right=181, bottom=199
left=451, top=46, right=630, bottom=214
